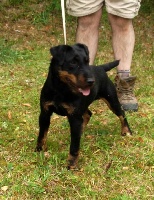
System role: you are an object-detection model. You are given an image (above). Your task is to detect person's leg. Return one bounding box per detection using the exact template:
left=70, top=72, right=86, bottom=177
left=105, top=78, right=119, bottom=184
left=108, top=14, right=138, bottom=111
left=108, top=14, right=135, bottom=77
left=66, top=0, right=104, bottom=64
left=105, top=0, right=141, bottom=111
left=76, top=8, right=102, bottom=65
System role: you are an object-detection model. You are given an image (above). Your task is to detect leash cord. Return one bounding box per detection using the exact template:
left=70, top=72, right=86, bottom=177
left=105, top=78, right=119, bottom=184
left=61, top=0, right=67, bottom=44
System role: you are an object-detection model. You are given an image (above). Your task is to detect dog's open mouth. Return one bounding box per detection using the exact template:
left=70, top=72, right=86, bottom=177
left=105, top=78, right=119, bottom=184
left=78, top=88, right=90, bottom=96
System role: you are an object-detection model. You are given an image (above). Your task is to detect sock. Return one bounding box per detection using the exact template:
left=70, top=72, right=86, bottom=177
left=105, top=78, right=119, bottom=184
left=117, top=70, right=130, bottom=78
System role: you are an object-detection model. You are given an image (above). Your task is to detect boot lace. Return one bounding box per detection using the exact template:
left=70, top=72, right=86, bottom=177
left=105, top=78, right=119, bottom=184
left=120, top=87, right=134, bottom=100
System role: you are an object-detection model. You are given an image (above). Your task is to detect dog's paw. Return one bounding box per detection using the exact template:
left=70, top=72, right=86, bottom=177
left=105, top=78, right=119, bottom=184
left=67, top=165, right=75, bottom=170
left=67, top=165, right=79, bottom=170
left=121, top=131, right=132, bottom=136
left=121, top=125, right=132, bottom=136
left=67, top=154, right=79, bottom=170
left=35, top=146, right=43, bottom=152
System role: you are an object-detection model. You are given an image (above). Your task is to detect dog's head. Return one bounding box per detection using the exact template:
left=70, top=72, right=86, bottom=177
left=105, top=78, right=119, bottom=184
left=50, top=43, right=95, bottom=96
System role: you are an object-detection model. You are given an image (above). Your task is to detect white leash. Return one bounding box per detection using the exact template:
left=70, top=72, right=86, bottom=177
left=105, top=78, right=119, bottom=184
left=61, top=0, right=67, bottom=44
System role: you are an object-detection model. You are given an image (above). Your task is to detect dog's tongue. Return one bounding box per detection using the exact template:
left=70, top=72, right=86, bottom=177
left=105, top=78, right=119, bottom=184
left=79, top=88, right=90, bottom=96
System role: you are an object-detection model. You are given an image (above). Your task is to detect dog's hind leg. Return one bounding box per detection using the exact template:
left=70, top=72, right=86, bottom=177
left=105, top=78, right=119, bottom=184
left=35, top=110, right=52, bottom=152
left=102, top=82, right=132, bottom=136
left=103, top=97, right=132, bottom=136
left=67, top=115, right=84, bottom=169
left=82, top=109, right=92, bottom=130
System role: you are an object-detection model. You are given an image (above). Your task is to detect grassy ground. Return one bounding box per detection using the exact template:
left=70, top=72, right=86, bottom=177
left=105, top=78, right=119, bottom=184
left=0, top=0, right=154, bottom=199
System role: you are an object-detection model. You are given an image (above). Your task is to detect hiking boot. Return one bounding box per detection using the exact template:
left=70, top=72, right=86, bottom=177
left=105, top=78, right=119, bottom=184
left=114, top=75, right=138, bottom=111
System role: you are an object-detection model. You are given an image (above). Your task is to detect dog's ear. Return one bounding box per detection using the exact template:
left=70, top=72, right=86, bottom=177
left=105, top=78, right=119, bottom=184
left=50, top=45, right=66, bottom=65
left=75, top=43, right=89, bottom=62
left=79, top=43, right=89, bottom=57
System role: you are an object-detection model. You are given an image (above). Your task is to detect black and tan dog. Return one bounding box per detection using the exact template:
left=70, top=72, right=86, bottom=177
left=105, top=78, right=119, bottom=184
left=35, top=43, right=132, bottom=169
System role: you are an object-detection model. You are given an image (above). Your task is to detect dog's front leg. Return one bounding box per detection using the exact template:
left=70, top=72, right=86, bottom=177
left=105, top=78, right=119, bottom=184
left=67, top=115, right=83, bottom=170
left=35, top=110, right=52, bottom=152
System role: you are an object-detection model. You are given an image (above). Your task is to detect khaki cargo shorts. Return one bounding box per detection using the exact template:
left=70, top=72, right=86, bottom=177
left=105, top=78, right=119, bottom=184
left=66, top=0, right=141, bottom=19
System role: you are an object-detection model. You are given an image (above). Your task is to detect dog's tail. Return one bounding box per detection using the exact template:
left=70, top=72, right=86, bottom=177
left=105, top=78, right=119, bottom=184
left=100, top=60, right=120, bottom=72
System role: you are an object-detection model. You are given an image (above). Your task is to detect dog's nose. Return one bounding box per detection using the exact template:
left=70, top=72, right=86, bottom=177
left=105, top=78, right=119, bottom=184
left=87, top=78, right=95, bottom=85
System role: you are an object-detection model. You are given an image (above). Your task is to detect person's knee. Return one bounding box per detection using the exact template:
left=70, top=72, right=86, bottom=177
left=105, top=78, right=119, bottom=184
left=77, top=16, right=93, bottom=30
left=108, top=14, right=132, bottom=31
left=77, top=9, right=102, bottom=30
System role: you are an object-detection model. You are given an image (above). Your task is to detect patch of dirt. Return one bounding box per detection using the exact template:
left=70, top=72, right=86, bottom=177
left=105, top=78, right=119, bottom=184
left=0, top=3, right=69, bottom=50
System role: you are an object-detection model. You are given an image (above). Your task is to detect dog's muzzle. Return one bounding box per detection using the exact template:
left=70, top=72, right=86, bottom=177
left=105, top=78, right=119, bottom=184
left=78, top=77, right=95, bottom=96
left=86, top=78, right=95, bottom=86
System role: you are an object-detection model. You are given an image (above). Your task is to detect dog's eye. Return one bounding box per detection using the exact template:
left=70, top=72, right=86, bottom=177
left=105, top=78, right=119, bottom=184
left=68, top=65, right=79, bottom=71
left=70, top=60, right=78, bottom=66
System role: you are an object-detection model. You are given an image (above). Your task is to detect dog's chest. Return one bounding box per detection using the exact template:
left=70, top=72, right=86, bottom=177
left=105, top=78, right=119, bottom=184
left=44, top=100, right=75, bottom=116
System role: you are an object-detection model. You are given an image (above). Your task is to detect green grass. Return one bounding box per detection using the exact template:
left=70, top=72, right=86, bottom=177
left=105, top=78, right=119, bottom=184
left=0, top=0, right=154, bottom=199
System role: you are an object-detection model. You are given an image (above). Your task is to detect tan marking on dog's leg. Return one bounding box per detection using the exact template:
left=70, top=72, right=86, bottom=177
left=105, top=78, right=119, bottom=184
left=82, top=111, right=91, bottom=130
left=67, top=151, right=79, bottom=170
left=39, top=130, right=48, bottom=151
left=43, top=101, right=54, bottom=111
left=119, top=116, right=132, bottom=136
